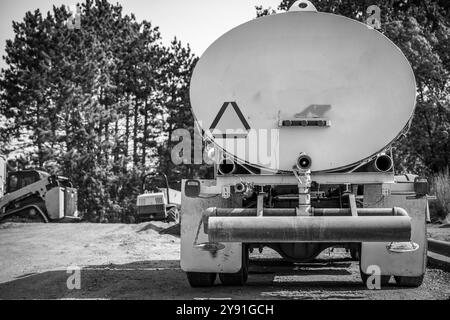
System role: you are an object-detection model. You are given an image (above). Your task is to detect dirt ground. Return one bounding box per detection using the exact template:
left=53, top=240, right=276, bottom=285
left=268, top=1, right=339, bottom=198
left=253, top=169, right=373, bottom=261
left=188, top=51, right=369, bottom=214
left=427, top=224, right=450, bottom=242
left=0, top=222, right=450, bottom=300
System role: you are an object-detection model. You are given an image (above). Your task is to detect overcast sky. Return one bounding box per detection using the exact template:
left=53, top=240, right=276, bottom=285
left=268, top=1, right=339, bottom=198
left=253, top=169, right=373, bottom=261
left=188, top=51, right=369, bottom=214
left=0, top=0, right=281, bottom=69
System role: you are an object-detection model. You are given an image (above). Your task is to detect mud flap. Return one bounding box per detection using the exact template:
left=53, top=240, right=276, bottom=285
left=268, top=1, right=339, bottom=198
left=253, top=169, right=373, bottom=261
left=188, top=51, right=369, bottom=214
left=361, top=185, right=427, bottom=278
left=180, top=180, right=242, bottom=273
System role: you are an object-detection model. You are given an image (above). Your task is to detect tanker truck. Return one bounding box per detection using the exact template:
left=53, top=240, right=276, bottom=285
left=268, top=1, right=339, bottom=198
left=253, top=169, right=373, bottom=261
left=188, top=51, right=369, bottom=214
left=180, top=1, right=429, bottom=288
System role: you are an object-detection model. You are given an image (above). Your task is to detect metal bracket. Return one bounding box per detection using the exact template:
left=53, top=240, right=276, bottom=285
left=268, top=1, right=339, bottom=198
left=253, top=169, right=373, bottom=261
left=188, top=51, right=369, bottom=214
left=348, top=194, right=358, bottom=217
left=386, top=241, right=419, bottom=253
left=289, top=1, right=318, bottom=12
left=256, top=191, right=265, bottom=217
left=221, top=185, right=231, bottom=199
left=279, top=119, right=331, bottom=127
left=192, top=216, right=225, bottom=254
left=381, top=184, right=391, bottom=196
left=293, top=169, right=312, bottom=216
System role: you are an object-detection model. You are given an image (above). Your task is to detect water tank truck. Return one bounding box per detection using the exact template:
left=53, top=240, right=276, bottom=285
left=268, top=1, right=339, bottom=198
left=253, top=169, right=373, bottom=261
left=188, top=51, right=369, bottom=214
left=180, top=1, right=429, bottom=288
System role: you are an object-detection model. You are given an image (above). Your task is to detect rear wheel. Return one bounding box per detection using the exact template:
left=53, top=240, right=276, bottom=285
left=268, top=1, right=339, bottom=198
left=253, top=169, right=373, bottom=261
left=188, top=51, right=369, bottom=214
left=350, top=245, right=360, bottom=261
left=394, top=275, right=424, bottom=287
left=166, top=207, right=180, bottom=223
left=186, top=272, right=217, bottom=287
left=219, top=245, right=249, bottom=286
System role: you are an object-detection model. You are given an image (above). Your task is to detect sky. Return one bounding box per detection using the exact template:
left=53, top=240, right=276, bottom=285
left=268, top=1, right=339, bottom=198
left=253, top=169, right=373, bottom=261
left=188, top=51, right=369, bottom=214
left=0, top=0, right=281, bottom=68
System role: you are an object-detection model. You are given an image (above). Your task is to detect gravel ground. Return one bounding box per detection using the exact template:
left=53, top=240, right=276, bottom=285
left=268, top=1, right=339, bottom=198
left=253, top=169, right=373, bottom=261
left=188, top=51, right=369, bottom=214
left=0, top=222, right=449, bottom=300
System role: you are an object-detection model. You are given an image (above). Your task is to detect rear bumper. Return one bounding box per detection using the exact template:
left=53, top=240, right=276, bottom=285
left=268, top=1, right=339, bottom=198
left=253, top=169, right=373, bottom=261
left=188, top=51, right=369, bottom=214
left=204, top=207, right=411, bottom=243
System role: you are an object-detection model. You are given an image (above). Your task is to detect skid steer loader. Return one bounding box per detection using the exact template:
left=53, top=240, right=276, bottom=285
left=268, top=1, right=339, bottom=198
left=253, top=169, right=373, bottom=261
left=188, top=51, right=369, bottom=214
left=0, top=155, right=79, bottom=223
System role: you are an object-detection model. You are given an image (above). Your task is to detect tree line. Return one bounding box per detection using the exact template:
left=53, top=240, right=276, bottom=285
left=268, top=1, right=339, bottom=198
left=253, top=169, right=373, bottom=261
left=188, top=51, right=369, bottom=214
left=0, top=0, right=209, bottom=222
left=0, top=0, right=448, bottom=222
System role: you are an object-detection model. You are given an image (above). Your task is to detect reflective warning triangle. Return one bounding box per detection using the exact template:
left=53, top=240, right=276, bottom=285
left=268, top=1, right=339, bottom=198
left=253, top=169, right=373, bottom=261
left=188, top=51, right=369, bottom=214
left=209, top=102, right=251, bottom=139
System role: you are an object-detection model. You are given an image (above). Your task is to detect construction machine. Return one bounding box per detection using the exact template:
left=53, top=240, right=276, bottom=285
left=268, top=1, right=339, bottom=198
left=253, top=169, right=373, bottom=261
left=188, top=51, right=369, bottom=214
left=136, top=173, right=181, bottom=224
left=181, top=1, right=429, bottom=288
left=0, top=155, right=79, bottom=223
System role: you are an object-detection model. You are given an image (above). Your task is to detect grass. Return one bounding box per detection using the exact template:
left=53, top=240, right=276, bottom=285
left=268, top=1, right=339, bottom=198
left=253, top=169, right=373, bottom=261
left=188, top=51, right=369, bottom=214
left=429, top=169, right=450, bottom=223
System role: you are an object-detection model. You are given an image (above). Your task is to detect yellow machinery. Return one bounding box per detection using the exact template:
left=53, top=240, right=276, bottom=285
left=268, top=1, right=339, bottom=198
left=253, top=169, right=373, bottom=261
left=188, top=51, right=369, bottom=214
left=180, top=1, right=429, bottom=288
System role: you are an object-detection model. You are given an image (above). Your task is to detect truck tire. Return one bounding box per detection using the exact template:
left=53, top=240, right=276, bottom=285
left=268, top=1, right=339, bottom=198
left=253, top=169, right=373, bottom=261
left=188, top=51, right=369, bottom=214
left=219, top=245, right=249, bottom=286
left=350, top=246, right=360, bottom=261
left=186, top=272, right=217, bottom=287
left=167, top=207, right=180, bottom=223
left=394, top=275, right=424, bottom=287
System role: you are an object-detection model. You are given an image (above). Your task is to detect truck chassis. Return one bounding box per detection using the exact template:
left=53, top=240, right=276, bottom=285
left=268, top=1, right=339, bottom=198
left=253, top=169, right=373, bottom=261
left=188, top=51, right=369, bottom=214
left=181, top=168, right=427, bottom=288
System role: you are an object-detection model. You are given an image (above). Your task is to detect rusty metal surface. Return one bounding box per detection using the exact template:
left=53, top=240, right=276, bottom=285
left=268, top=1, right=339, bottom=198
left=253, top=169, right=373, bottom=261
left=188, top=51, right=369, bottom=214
left=205, top=207, right=407, bottom=217
left=208, top=216, right=411, bottom=243
left=180, top=181, right=243, bottom=273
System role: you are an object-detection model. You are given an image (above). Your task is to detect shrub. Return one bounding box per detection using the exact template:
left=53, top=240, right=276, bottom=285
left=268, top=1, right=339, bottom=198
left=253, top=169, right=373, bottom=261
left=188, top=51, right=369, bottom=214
left=429, top=169, right=450, bottom=222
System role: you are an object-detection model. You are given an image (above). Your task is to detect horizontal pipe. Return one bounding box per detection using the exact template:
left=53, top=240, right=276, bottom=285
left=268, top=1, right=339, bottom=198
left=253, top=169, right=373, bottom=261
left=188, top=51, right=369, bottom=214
left=205, top=207, right=408, bottom=218
left=312, top=207, right=408, bottom=217
left=203, top=208, right=297, bottom=233
left=209, top=208, right=296, bottom=216
left=208, top=216, right=411, bottom=243
left=203, top=207, right=409, bottom=234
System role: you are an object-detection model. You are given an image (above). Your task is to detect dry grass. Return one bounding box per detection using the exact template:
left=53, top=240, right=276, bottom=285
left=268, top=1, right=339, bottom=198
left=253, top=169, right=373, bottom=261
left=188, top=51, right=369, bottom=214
left=429, top=169, right=450, bottom=222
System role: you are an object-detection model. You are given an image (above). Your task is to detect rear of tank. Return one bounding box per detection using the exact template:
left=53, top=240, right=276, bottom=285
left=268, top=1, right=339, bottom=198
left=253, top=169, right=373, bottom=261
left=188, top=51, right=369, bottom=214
left=180, top=1, right=427, bottom=288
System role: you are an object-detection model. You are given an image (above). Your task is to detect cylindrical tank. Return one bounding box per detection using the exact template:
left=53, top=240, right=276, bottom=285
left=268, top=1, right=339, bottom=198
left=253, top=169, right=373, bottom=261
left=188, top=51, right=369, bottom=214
left=190, top=4, right=416, bottom=172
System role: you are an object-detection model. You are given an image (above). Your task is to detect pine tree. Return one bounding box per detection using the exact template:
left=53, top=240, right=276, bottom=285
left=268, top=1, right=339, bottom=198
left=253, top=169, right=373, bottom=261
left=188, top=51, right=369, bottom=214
left=0, top=0, right=200, bottom=222
left=258, top=0, right=450, bottom=175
